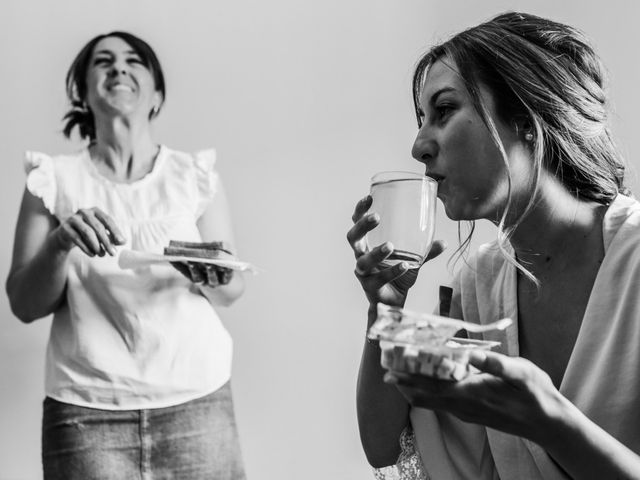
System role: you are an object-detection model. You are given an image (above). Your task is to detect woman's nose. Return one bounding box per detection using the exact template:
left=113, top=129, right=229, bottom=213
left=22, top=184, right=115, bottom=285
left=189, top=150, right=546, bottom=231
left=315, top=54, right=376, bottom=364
left=411, top=130, right=436, bottom=164
left=109, top=60, right=128, bottom=76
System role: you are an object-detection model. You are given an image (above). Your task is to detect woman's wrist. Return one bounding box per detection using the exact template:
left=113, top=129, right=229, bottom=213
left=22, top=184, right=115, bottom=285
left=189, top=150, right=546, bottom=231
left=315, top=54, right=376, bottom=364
left=531, top=389, right=579, bottom=450
left=49, top=226, right=73, bottom=255
left=536, top=392, right=640, bottom=478
left=197, top=271, right=244, bottom=306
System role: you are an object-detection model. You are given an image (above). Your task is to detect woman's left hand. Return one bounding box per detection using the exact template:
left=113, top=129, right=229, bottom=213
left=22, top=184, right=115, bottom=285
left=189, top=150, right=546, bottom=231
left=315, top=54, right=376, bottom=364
left=385, top=350, right=566, bottom=445
left=170, top=261, right=233, bottom=287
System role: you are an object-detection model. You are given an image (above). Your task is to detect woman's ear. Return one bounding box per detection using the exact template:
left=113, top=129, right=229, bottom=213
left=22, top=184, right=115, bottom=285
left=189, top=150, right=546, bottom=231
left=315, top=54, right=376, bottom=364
left=514, top=115, right=533, bottom=142
left=150, top=91, right=163, bottom=118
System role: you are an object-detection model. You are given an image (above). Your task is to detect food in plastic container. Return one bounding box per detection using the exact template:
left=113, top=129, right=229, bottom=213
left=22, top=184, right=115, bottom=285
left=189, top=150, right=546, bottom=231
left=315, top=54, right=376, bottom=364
left=379, top=337, right=499, bottom=381
left=369, top=303, right=511, bottom=381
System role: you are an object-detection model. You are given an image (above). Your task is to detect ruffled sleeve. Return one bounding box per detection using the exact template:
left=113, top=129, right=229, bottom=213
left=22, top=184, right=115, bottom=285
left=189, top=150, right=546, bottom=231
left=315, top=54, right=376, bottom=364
left=372, top=427, right=429, bottom=480
left=24, top=151, right=57, bottom=215
left=193, top=149, right=220, bottom=218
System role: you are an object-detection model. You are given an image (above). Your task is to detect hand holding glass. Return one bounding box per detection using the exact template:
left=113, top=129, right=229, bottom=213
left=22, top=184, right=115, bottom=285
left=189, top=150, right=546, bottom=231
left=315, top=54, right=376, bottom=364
left=365, top=171, right=437, bottom=268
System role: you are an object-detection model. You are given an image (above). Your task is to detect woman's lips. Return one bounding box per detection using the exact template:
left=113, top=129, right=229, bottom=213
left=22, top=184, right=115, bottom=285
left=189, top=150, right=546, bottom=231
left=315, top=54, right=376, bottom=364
left=429, top=175, right=446, bottom=196
left=427, top=173, right=445, bottom=183
left=107, top=83, right=135, bottom=93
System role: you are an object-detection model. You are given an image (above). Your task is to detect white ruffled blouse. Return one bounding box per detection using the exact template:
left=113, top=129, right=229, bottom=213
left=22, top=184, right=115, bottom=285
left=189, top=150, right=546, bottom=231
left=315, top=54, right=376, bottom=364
left=24, top=145, right=233, bottom=410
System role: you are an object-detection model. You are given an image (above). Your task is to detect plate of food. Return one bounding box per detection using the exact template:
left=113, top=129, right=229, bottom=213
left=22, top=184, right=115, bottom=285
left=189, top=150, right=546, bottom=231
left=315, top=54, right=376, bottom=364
left=118, top=240, right=259, bottom=273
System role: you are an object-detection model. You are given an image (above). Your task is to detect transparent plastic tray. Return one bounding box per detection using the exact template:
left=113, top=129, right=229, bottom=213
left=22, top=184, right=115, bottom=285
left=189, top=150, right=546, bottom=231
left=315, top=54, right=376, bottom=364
left=369, top=303, right=511, bottom=381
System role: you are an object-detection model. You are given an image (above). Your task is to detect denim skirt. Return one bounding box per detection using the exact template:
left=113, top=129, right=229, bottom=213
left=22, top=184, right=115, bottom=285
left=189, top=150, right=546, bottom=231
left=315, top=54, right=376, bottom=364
left=42, top=382, right=246, bottom=480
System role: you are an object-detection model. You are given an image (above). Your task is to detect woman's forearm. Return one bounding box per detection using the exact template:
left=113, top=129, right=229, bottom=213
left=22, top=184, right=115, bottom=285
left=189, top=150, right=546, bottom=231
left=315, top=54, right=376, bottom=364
left=357, top=304, right=410, bottom=468
left=6, top=232, right=69, bottom=323
left=542, top=394, right=640, bottom=479
left=198, top=270, right=245, bottom=307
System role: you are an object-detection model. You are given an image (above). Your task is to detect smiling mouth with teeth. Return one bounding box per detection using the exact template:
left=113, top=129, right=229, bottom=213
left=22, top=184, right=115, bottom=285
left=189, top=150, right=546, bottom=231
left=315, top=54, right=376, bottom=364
left=109, top=84, right=134, bottom=92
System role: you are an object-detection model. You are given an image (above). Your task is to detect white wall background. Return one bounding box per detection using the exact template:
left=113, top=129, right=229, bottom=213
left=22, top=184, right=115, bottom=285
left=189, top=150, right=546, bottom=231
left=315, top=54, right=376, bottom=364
left=1, top=1, right=639, bottom=479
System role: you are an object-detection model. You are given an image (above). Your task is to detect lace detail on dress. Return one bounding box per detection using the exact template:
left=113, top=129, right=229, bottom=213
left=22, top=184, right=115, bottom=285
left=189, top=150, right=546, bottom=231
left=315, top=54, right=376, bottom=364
left=24, top=151, right=57, bottom=215
left=372, top=426, right=429, bottom=480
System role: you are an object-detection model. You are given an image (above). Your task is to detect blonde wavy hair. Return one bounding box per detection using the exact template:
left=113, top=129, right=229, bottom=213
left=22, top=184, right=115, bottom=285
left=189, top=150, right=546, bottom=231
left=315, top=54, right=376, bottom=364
left=413, top=11, right=628, bottom=282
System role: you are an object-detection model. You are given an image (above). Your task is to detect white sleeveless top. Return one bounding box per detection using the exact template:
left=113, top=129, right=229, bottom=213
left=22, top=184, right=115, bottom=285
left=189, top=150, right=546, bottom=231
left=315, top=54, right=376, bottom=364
left=24, top=146, right=233, bottom=410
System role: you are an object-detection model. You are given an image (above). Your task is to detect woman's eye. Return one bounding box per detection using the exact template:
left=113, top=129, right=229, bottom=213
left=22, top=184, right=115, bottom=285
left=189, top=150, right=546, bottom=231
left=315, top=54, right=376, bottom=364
left=93, top=57, right=111, bottom=65
left=127, top=57, right=144, bottom=65
left=436, top=105, right=453, bottom=119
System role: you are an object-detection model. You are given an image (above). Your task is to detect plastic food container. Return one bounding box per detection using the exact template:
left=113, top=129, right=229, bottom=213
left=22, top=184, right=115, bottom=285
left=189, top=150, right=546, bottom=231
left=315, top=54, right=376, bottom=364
left=368, top=303, right=509, bottom=381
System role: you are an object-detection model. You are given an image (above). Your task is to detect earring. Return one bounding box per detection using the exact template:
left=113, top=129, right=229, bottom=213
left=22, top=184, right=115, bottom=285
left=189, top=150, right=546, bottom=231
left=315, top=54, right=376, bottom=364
left=150, top=106, right=159, bottom=117
left=524, top=132, right=533, bottom=141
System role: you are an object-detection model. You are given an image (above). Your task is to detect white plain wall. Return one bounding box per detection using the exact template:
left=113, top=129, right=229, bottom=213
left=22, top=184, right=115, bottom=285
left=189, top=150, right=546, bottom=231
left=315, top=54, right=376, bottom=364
left=1, top=1, right=639, bottom=479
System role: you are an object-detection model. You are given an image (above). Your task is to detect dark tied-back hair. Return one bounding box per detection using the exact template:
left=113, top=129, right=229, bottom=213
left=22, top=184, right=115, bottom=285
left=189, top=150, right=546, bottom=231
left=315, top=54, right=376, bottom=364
left=63, top=31, right=166, bottom=141
left=412, top=11, right=629, bottom=281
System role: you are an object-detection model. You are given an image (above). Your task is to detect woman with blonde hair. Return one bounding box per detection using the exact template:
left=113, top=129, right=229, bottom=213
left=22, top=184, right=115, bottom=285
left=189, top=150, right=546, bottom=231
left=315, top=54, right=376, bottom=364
left=348, top=12, right=640, bottom=479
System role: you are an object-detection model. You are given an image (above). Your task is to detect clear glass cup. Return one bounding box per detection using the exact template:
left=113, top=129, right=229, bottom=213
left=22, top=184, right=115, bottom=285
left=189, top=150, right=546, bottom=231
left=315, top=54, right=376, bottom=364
left=365, top=171, right=437, bottom=268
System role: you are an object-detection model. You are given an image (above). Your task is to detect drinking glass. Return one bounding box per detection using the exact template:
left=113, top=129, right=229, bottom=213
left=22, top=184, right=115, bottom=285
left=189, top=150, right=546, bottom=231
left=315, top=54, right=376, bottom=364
left=365, top=171, right=437, bottom=268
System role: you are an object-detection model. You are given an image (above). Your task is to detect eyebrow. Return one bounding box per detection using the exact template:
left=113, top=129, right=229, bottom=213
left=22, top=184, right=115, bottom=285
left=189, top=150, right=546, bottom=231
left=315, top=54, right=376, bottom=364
left=93, top=49, right=139, bottom=56
left=428, top=86, right=457, bottom=105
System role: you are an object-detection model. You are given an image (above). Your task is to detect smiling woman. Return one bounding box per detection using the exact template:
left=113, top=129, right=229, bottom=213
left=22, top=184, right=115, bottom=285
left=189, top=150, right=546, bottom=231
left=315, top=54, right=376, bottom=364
left=6, top=31, right=246, bottom=480
left=63, top=32, right=166, bottom=142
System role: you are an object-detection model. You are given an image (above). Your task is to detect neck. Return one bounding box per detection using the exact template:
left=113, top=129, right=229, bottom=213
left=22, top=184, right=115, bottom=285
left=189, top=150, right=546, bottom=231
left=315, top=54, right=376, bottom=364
left=90, top=115, right=158, bottom=180
left=508, top=175, right=606, bottom=269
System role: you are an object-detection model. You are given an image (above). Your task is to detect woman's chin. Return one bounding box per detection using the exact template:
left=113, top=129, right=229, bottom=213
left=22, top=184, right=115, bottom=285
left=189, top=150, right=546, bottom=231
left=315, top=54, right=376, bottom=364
left=95, top=100, right=144, bottom=119
left=442, top=202, right=479, bottom=222
left=442, top=200, right=462, bottom=221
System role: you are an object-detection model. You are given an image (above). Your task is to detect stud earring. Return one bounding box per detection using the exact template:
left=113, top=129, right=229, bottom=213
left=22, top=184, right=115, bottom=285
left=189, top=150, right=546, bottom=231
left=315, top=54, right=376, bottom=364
left=150, top=106, right=159, bottom=117
left=524, top=132, right=533, bottom=141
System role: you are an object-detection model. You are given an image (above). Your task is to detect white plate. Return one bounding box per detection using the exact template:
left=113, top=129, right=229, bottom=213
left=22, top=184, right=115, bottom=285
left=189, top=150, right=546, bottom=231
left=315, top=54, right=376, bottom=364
left=118, top=249, right=259, bottom=273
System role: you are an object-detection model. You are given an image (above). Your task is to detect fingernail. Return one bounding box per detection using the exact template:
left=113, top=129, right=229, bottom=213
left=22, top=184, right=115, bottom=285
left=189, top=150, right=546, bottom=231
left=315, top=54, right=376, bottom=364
left=369, top=213, right=379, bottom=223
left=381, top=242, right=392, bottom=253
left=399, top=262, right=409, bottom=270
